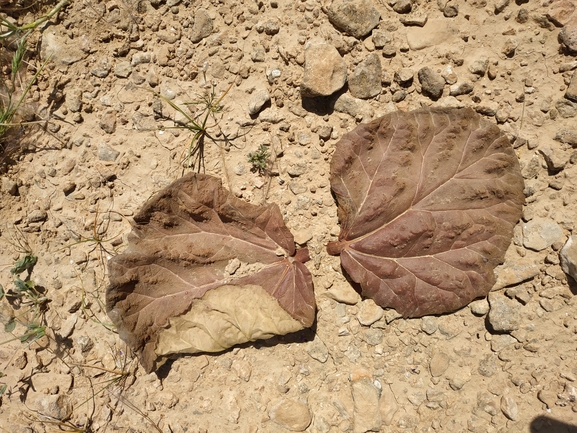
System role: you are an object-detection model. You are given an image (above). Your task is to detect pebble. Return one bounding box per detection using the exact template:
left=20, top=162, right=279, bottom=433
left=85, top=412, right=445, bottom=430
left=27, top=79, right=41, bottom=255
left=392, top=0, right=411, bottom=13
left=405, top=19, right=458, bottom=50
left=490, top=334, right=516, bottom=352
left=90, top=57, right=111, bottom=78
left=500, top=395, right=519, bottom=421
left=324, top=280, right=361, bottom=305
left=469, top=59, right=489, bottom=76
left=66, top=89, right=82, bottom=112
left=566, top=71, right=577, bottom=102
left=351, top=377, right=382, bottom=433
left=131, top=52, right=151, bottom=66
left=115, top=61, right=132, bottom=78
left=418, top=67, right=444, bottom=100
left=28, top=209, right=47, bottom=223
left=420, top=316, right=438, bottom=334
left=522, top=218, right=564, bottom=251
left=1, top=177, right=18, bottom=196
left=394, top=68, right=414, bottom=85
left=58, top=314, right=77, bottom=338
left=449, top=82, right=473, bottom=96
left=248, top=89, right=271, bottom=115
left=190, top=9, right=213, bottom=43
left=40, top=31, right=87, bottom=65
left=399, top=12, right=428, bottom=27
left=380, top=385, right=398, bottom=426
left=487, top=293, right=520, bottom=333
left=97, top=143, right=120, bottom=161
left=348, top=53, right=382, bottom=99
left=429, top=352, right=450, bottom=377
left=33, top=395, right=73, bottom=420
left=559, top=16, right=577, bottom=52
left=333, top=93, right=374, bottom=122
left=469, top=298, right=490, bottom=315
left=494, top=0, right=510, bottom=14
left=326, top=0, right=380, bottom=39
left=443, top=2, right=458, bottom=17
left=556, top=98, right=577, bottom=117
left=99, top=110, right=117, bottom=134
left=539, top=143, right=570, bottom=172
left=357, top=299, right=384, bottom=326
left=560, top=235, right=577, bottom=282
left=371, top=29, right=392, bottom=48
left=300, top=43, right=347, bottom=97
left=305, top=336, right=329, bottom=363
left=493, top=262, right=540, bottom=290
left=555, top=127, right=577, bottom=146
left=477, top=354, right=498, bottom=377
left=269, top=399, right=312, bottom=431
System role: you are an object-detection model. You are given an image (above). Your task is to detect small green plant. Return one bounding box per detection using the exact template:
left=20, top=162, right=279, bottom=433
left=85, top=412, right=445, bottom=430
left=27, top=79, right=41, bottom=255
left=247, top=144, right=271, bottom=174
left=0, top=0, right=70, bottom=40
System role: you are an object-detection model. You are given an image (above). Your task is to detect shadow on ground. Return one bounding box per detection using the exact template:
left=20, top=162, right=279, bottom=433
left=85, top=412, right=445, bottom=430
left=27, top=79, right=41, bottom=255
left=530, top=415, right=577, bottom=433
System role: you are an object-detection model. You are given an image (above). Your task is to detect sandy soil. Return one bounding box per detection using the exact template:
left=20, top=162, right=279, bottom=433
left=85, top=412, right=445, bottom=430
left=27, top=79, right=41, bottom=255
left=1, top=0, right=577, bottom=432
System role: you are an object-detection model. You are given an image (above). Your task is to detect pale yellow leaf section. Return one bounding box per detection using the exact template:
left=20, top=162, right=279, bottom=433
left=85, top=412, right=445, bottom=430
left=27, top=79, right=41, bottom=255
left=155, top=285, right=304, bottom=358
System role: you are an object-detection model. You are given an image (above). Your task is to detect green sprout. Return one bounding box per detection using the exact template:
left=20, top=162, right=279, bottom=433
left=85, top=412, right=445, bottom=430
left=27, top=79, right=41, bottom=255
left=247, top=144, right=271, bottom=174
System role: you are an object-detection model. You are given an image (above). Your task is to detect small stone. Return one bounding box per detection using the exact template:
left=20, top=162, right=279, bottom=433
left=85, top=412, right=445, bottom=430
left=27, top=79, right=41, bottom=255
left=478, top=354, right=498, bottom=377
left=399, top=12, right=428, bottom=27
left=62, top=181, right=76, bottom=195
left=75, top=335, right=93, bottom=352
left=420, top=316, right=438, bottom=335
left=443, top=2, right=458, bottom=17
left=190, top=9, right=213, bottom=43
left=324, top=280, right=361, bottom=305
left=262, top=19, right=280, bottom=35
left=231, top=360, right=252, bottom=382
left=97, top=143, right=120, bottom=161
left=493, top=263, right=540, bottom=290
left=40, top=31, right=87, bottom=66
left=28, top=209, right=47, bottom=223
left=487, top=293, right=520, bottom=332
left=566, top=71, right=577, bottom=102
left=66, top=89, right=82, bottom=112
left=99, top=110, right=117, bottom=134
left=501, top=38, right=518, bottom=57
left=449, top=82, right=473, bottom=96
left=500, top=396, right=519, bottom=421
left=13, top=352, right=27, bottom=369
left=357, top=299, right=384, bottom=326
left=560, top=235, right=577, bottom=282
left=131, top=52, right=151, bottom=66
left=1, top=177, right=18, bottom=196
left=418, top=67, right=444, bottom=100
left=301, top=43, right=347, bottom=97
left=547, top=0, right=576, bottom=27
left=392, top=0, right=411, bottom=13
left=371, top=29, right=392, bottom=48
left=494, top=0, right=510, bottom=14
left=516, top=8, right=529, bottom=24
left=555, top=128, right=577, bottom=146
left=429, top=352, right=450, bottom=377
left=90, top=57, right=111, bottom=78
left=58, top=314, right=78, bottom=338
left=248, top=89, right=271, bottom=115
left=556, top=98, right=577, bottom=118
left=289, top=182, right=308, bottom=195
left=559, top=16, right=577, bottom=53
left=305, top=336, right=329, bottom=363
left=333, top=93, right=374, bottom=122
left=351, top=377, right=382, bottom=433
left=522, top=218, right=564, bottom=251
left=405, top=19, right=459, bottom=50
left=394, top=68, right=414, bottom=85
left=469, top=59, right=489, bottom=76
left=469, top=298, right=490, bottom=315
left=269, top=399, right=312, bottom=431
left=326, top=0, right=380, bottom=39
left=34, top=395, right=73, bottom=420
left=490, top=334, right=516, bottom=352
left=348, top=53, right=382, bottom=99
left=441, top=65, right=458, bottom=84
left=539, top=144, right=570, bottom=172
left=288, top=162, right=307, bottom=177
left=114, top=61, right=132, bottom=78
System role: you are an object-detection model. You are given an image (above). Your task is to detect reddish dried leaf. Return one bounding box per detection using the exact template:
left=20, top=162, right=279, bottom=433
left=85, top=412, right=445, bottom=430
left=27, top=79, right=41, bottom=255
left=106, top=174, right=315, bottom=372
left=327, top=107, right=524, bottom=317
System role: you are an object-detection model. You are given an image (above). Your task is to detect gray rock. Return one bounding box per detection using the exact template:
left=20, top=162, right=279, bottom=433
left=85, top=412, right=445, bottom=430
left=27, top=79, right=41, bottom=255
left=394, top=68, right=414, bottom=85
left=469, top=298, right=490, bottom=315
left=289, top=181, right=308, bottom=195
left=34, top=394, right=73, bottom=420
left=493, top=262, right=540, bottom=290
left=418, top=67, right=444, bottom=99
left=28, top=209, right=47, bottom=223
left=349, top=53, right=381, bottom=99
left=333, top=93, right=374, bottom=121
left=487, top=293, right=520, bottom=333
left=99, top=111, right=117, bottom=134
left=392, top=0, right=411, bottom=13
left=301, top=43, right=347, bottom=97
left=326, top=0, right=380, bottom=39
left=478, top=354, right=498, bottom=377
left=500, top=396, right=519, bottom=421
left=555, top=128, right=577, bottom=146
left=248, top=89, right=271, bottom=115
left=443, top=2, right=458, bottom=17
left=66, top=89, right=82, bottom=112
left=352, top=377, right=382, bottom=433
left=566, top=71, right=577, bottom=102
left=269, top=399, right=311, bottom=431
left=420, top=316, right=438, bottom=334
left=449, top=82, right=474, bottom=96
left=399, top=13, right=428, bottom=27
left=556, top=98, right=577, bottom=118
left=1, top=177, right=18, bottom=196
left=522, top=218, right=563, bottom=251
left=97, top=143, right=120, bottom=161
left=305, top=336, right=329, bottom=363
left=357, top=299, right=384, bottom=326
left=490, top=334, right=516, bottom=352
left=560, top=235, right=577, bottom=281
left=539, top=144, right=569, bottom=172
left=469, top=59, right=489, bottom=76
left=371, top=29, right=392, bottom=48
left=190, top=9, right=213, bottom=43
left=90, top=57, right=111, bottom=78
left=494, top=0, right=510, bottom=14
left=132, top=112, right=157, bottom=131
left=40, top=31, right=87, bottom=65
left=546, top=0, right=576, bottom=27
left=131, top=52, right=151, bottom=66
left=559, top=16, right=577, bottom=52
left=115, top=61, right=132, bottom=78
left=429, top=352, right=450, bottom=377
